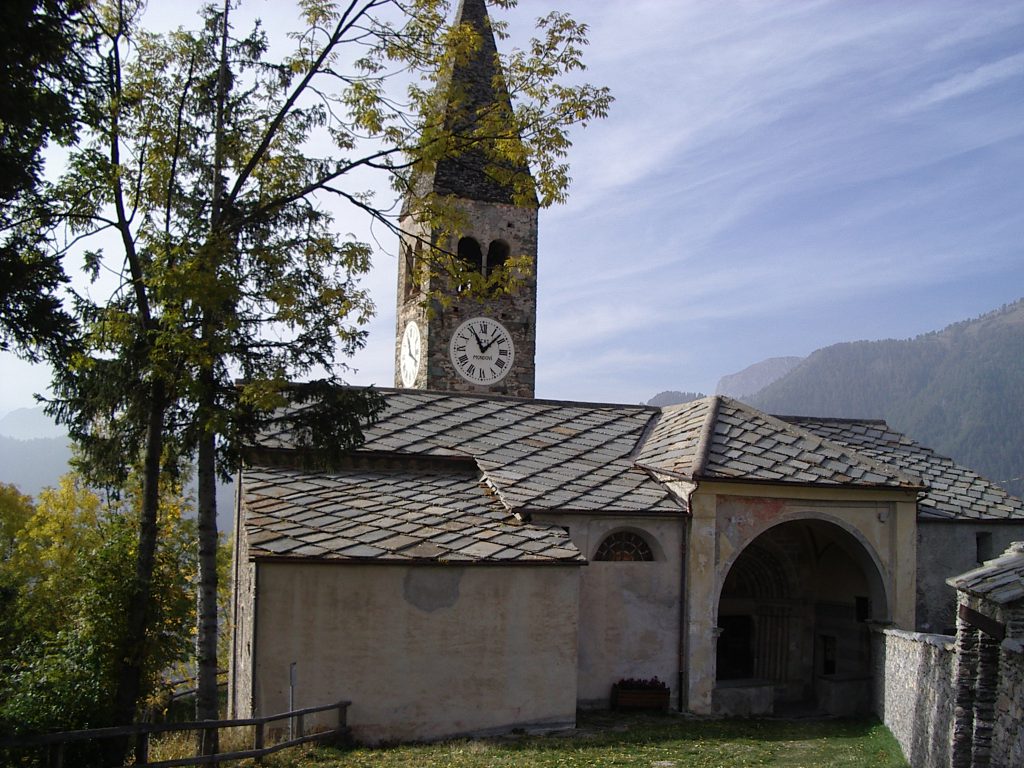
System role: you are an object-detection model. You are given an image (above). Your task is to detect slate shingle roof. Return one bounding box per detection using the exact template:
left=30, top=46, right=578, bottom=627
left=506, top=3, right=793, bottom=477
left=634, top=398, right=712, bottom=478
left=638, top=396, right=922, bottom=489
left=947, top=542, right=1024, bottom=604
left=256, top=390, right=681, bottom=514
left=242, top=389, right=1024, bottom=565
left=242, top=464, right=583, bottom=564
left=784, top=416, right=1024, bottom=520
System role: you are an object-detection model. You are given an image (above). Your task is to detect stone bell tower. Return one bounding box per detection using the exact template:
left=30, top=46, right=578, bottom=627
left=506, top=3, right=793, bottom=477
left=394, top=0, right=538, bottom=398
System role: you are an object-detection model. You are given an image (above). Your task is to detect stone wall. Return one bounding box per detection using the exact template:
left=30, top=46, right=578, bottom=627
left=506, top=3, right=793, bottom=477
left=873, top=628, right=955, bottom=768
left=872, top=612, right=1024, bottom=768
left=993, top=639, right=1024, bottom=768
left=395, top=199, right=539, bottom=398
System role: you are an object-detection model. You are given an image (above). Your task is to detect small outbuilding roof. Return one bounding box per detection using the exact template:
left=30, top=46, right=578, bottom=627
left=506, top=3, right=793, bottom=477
left=947, top=542, right=1024, bottom=605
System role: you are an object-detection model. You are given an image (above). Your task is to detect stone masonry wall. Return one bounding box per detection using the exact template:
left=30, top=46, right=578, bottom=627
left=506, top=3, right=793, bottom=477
left=395, top=199, right=538, bottom=398
left=992, top=639, right=1024, bottom=768
left=873, top=628, right=955, bottom=768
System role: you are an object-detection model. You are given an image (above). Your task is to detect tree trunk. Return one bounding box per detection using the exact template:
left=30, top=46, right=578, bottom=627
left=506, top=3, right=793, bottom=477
left=195, top=388, right=220, bottom=752
left=194, top=1, right=229, bottom=749
left=108, top=379, right=166, bottom=764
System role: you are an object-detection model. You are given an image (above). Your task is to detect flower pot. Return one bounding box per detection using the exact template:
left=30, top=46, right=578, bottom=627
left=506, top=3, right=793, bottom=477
left=611, top=684, right=670, bottom=711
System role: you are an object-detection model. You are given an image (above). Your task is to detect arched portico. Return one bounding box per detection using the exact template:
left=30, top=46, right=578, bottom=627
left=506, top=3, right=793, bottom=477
left=714, top=519, right=887, bottom=714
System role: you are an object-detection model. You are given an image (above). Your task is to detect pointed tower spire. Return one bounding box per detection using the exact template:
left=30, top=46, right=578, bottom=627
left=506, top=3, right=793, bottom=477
left=432, top=0, right=531, bottom=204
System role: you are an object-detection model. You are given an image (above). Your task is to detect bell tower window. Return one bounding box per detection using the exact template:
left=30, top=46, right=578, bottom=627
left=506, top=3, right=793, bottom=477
left=486, top=239, right=510, bottom=276
left=456, top=236, right=483, bottom=293
left=457, top=236, right=483, bottom=272
left=402, top=240, right=422, bottom=302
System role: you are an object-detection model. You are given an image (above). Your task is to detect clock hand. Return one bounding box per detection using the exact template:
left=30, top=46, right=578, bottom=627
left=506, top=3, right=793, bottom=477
left=468, top=326, right=485, bottom=351
left=479, top=330, right=501, bottom=353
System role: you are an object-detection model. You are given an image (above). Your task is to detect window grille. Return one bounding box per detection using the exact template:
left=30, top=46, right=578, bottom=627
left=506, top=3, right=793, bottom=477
left=594, top=531, right=654, bottom=562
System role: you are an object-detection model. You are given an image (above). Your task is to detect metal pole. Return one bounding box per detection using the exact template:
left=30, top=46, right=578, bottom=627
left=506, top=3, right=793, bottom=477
left=288, top=662, right=297, bottom=740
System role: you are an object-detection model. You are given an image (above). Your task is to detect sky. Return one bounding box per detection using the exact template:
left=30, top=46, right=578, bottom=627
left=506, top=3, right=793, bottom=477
left=2, top=0, right=1023, bottom=414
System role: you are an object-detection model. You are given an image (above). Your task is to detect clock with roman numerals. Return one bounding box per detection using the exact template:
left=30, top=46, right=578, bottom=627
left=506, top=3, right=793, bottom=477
left=449, top=316, right=515, bottom=385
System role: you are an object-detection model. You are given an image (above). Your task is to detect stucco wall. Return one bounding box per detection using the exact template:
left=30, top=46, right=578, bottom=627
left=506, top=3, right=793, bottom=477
left=917, top=521, right=1024, bottom=633
left=533, top=514, right=684, bottom=708
left=250, top=561, right=580, bottom=744
left=872, top=628, right=955, bottom=768
left=684, top=484, right=918, bottom=714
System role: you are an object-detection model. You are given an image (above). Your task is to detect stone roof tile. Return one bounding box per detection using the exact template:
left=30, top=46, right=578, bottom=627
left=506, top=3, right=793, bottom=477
left=786, top=417, right=1024, bottom=521
left=241, top=464, right=582, bottom=565
left=635, top=396, right=919, bottom=490
left=257, top=390, right=680, bottom=515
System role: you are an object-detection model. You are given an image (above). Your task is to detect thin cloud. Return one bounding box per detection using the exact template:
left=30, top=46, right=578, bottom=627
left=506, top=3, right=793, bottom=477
left=899, top=52, right=1024, bottom=115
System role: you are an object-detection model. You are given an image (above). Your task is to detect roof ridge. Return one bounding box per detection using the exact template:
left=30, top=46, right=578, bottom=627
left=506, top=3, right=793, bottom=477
left=376, top=385, right=657, bottom=412
left=692, top=395, right=721, bottom=478
left=775, top=414, right=889, bottom=427
left=629, top=408, right=664, bottom=461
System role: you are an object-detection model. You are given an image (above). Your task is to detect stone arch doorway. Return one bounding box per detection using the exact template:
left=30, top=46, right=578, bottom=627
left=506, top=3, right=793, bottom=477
left=715, top=519, right=887, bottom=714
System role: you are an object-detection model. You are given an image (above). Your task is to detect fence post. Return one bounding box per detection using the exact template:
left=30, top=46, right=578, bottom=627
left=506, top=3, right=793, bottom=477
left=47, top=742, right=64, bottom=768
left=335, top=701, right=348, bottom=745
left=199, top=726, right=220, bottom=767
left=136, top=729, right=149, bottom=766
left=254, top=720, right=264, bottom=765
left=296, top=713, right=304, bottom=740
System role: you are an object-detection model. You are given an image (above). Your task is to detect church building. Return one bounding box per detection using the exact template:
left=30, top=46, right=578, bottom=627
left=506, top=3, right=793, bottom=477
left=228, top=0, right=1024, bottom=744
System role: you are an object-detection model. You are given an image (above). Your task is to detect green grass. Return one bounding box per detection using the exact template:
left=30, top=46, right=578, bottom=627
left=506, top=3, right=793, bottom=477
left=254, top=712, right=909, bottom=768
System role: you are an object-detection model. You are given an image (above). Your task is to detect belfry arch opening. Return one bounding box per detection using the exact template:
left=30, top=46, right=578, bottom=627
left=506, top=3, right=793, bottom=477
left=715, top=519, right=887, bottom=713
left=457, top=236, right=484, bottom=273
left=486, top=240, right=510, bottom=276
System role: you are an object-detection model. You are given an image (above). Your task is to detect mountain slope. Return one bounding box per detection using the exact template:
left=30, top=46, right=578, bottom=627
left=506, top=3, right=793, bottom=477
left=0, top=407, right=66, bottom=439
left=749, top=300, right=1024, bottom=497
left=716, top=356, right=803, bottom=398
left=0, top=435, right=74, bottom=497
left=0, top=407, right=236, bottom=528
left=647, top=391, right=705, bottom=407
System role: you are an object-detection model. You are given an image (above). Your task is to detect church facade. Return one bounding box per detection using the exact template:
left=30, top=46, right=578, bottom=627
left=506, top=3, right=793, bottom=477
left=227, top=0, right=1024, bottom=745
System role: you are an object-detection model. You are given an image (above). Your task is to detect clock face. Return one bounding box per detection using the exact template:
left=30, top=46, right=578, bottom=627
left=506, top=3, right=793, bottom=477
left=399, top=321, right=422, bottom=387
left=449, top=317, right=515, bottom=385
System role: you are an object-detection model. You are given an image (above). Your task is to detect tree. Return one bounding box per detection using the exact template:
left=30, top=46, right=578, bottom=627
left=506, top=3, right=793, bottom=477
left=0, top=484, right=36, bottom=662
left=0, top=0, right=86, bottom=361
left=0, top=475, right=194, bottom=767
left=46, top=0, right=610, bottom=752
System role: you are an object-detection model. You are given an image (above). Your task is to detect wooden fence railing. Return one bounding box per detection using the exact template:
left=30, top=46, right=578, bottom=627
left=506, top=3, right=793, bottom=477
left=0, top=699, right=350, bottom=768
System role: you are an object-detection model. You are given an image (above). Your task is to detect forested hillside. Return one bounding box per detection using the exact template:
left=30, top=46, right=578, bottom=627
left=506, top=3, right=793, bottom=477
left=647, top=391, right=705, bottom=407
left=749, top=300, right=1024, bottom=498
